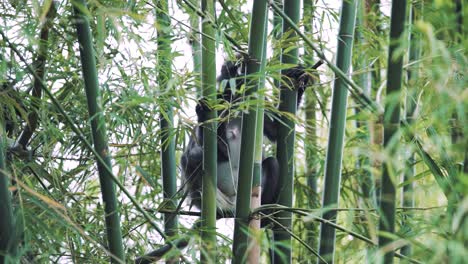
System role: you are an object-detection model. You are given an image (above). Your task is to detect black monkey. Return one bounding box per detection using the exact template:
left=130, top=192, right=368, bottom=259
left=180, top=59, right=313, bottom=216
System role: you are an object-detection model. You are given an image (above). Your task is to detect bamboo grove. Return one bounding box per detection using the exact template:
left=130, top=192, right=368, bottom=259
left=0, top=0, right=466, bottom=263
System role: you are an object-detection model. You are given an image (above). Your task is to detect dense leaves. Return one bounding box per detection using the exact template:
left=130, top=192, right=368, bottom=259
left=0, top=0, right=466, bottom=263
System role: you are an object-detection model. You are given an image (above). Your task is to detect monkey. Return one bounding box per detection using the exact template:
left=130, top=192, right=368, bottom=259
left=135, top=61, right=315, bottom=264
left=180, top=58, right=314, bottom=217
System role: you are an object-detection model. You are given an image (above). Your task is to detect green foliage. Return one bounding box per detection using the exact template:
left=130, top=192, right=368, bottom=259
left=0, top=0, right=465, bottom=262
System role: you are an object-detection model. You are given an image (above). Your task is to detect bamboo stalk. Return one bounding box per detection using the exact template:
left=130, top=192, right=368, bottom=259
left=1, top=26, right=168, bottom=248
left=273, top=0, right=300, bottom=263
left=200, top=0, right=217, bottom=261
left=302, top=0, right=319, bottom=259
left=0, top=122, right=17, bottom=263
left=155, top=1, right=179, bottom=263
left=17, top=2, right=57, bottom=148
left=248, top=7, right=269, bottom=263
left=271, top=0, right=283, bottom=91
left=188, top=0, right=202, bottom=97
left=352, top=1, right=378, bottom=262
left=73, top=1, right=125, bottom=262
left=232, top=0, right=268, bottom=263
left=317, top=0, right=357, bottom=262
left=400, top=0, right=421, bottom=258
left=269, top=0, right=382, bottom=114
left=378, top=0, right=407, bottom=262
left=354, top=0, right=376, bottom=204
left=1, top=28, right=173, bottom=262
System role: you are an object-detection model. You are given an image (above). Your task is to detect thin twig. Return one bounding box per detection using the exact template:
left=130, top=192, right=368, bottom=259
left=268, top=0, right=383, bottom=114
left=0, top=28, right=174, bottom=250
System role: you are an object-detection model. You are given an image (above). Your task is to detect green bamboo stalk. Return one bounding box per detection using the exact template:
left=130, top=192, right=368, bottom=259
left=273, top=1, right=300, bottom=263
left=303, top=0, right=318, bottom=197
left=73, top=1, right=125, bottom=262
left=232, top=0, right=268, bottom=263
left=1, top=27, right=168, bottom=249
left=302, top=0, right=319, bottom=259
left=272, top=0, right=283, bottom=40
left=354, top=0, right=375, bottom=203
left=453, top=0, right=463, bottom=140
left=155, top=0, right=178, bottom=259
left=188, top=0, right=202, bottom=97
left=269, top=0, right=382, bottom=114
left=303, top=0, right=315, bottom=67
left=0, top=122, right=16, bottom=263
left=271, top=0, right=283, bottom=91
left=317, top=0, right=357, bottom=262
left=453, top=0, right=466, bottom=205
left=401, top=0, right=421, bottom=258
left=353, top=1, right=378, bottom=262
left=455, top=0, right=463, bottom=43
left=455, top=0, right=467, bottom=177
left=353, top=0, right=377, bottom=262
left=1, top=29, right=174, bottom=262
left=200, top=0, right=217, bottom=261
left=247, top=11, right=269, bottom=263
left=367, top=0, right=384, bottom=93
left=378, top=0, right=407, bottom=263
left=17, top=2, right=56, bottom=148
left=365, top=0, right=384, bottom=208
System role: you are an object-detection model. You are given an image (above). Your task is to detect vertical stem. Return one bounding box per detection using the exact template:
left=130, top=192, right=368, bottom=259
left=353, top=1, right=378, bottom=262
left=303, top=0, right=319, bottom=259
left=247, top=8, right=269, bottom=263
left=0, top=122, right=17, bottom=264
left=366, top=0, right=384, bottom=207
left=271, top=0, right=283, bottom=90
left=274, top=0, right=300, bottom=262
left=455, top=0, right=468, bottom=177
left=378, top=0, right=406, bottom=263
left=188, top=0, right=202, bottom=97
left=74, top=1, right=125, bottom=262
left=232, top=0, right=268, bottom=263
left=155, top=1, right=178, bottom=262
left=17, top=2, right=56, bottom=148
left=303, top=0, right=317, bottom=196
left=318, top=0, right=357, bottom=262
left=401, top=0, right=421, bottom=258
left=200, top=0, right=217, bottom=262
left=355, top=0, right=376, bottom=204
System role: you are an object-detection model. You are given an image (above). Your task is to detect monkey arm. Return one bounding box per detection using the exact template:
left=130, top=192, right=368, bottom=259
left=263, top=66, right=315, bottom=142
left=180, top=140, right=203, bottom=209
left=216, top=122, right=230, bottom=161
left=195, top=98, right=210, bottom=123
left=261, top=157, right=279, bottom=205
left=263, top=112, right=279, bottom=142
left=181, top=140, right=202, bottom=166
left=180, top=140, right=203, bottom=186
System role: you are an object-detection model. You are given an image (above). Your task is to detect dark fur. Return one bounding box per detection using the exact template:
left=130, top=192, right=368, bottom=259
left=180, top=59, right=313, bottom=215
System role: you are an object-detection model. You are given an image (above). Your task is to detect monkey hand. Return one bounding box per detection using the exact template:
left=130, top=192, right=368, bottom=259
left=283, top=66, right=320, bottom=106
left=195, top=97, right=211, bottom=123
left=283, top=66, right=313, bottom=92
